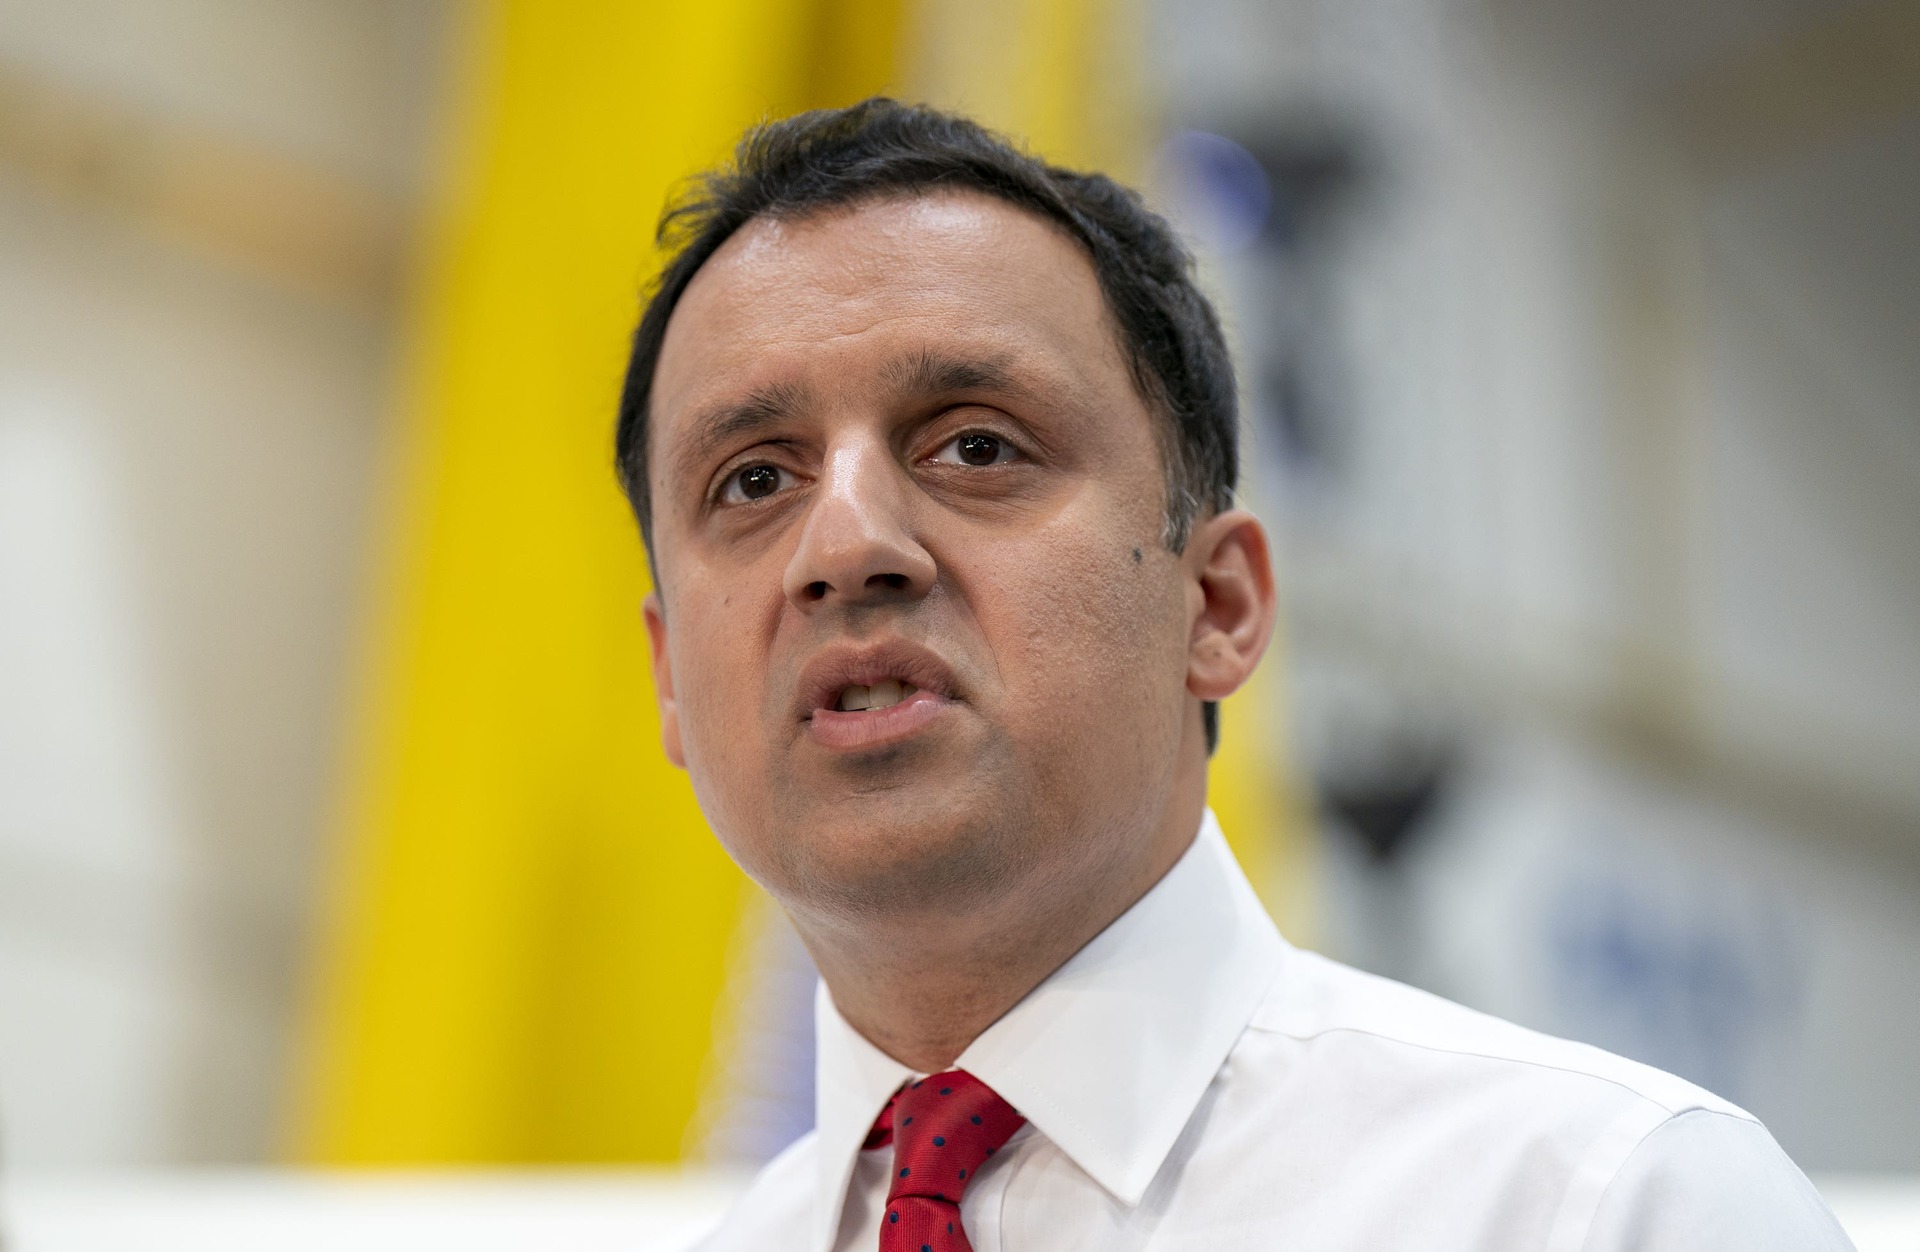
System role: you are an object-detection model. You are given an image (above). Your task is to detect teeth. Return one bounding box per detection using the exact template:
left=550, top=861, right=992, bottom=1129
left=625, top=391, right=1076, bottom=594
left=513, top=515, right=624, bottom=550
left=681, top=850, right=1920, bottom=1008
left=834, top=681, right=918, bottom=712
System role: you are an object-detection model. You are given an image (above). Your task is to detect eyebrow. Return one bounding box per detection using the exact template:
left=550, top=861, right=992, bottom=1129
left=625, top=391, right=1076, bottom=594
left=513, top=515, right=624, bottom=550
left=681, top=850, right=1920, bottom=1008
left=673, top=379, right=814, bottom=479
left=883, top=348, right=1022, bottom=398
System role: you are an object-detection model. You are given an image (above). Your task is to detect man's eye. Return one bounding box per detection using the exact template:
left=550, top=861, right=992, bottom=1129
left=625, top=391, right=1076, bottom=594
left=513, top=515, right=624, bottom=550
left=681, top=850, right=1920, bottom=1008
left=721, top=462, right=792, bottom=504
left=931, top=432, right=1018, bottom=467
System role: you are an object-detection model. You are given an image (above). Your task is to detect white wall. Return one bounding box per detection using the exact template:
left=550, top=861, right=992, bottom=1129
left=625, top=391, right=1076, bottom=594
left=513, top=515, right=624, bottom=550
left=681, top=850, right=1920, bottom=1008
left=0, top=0, right=445, bottom=1165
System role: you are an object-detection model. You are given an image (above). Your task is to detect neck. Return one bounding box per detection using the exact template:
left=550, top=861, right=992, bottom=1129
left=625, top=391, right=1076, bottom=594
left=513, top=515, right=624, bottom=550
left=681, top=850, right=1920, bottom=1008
left=795, top=775, right=1207, bottom=1074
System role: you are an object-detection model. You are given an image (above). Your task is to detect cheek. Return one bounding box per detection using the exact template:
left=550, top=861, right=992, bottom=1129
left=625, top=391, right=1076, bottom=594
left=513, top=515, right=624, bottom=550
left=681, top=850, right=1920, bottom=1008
left=978, top=522, right=1188, bottom=740
left=666, top=585, right=771, bottom=827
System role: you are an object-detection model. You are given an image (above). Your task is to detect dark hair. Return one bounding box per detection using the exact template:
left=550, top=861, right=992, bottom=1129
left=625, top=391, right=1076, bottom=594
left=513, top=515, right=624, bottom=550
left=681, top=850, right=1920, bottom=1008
left=616, top=98, right=1238, bottom=749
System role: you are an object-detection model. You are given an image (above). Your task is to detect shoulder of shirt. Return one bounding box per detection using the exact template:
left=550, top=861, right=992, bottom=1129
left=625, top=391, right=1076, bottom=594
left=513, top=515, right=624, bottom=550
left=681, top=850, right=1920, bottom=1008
left=1247, top=946, right=1754, bottom=1123
left=685, top=1131, right=819, bottom=1252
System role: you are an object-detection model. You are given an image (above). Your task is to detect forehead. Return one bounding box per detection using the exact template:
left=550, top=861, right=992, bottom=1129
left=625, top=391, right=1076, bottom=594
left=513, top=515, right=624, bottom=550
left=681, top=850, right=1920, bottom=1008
left=650, top=191, right=1132, bottom=448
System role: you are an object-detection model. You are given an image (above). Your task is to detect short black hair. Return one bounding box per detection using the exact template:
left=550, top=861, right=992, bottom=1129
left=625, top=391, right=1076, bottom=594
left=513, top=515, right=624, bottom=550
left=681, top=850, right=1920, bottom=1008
left=616, top=98, right=1238, bottom=749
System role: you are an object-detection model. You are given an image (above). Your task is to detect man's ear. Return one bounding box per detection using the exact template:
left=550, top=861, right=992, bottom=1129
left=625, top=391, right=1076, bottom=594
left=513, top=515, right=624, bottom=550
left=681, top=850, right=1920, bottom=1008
left=1184, top=509, right=1278, bottom=703
left=642, top=591, right=686, bottom=769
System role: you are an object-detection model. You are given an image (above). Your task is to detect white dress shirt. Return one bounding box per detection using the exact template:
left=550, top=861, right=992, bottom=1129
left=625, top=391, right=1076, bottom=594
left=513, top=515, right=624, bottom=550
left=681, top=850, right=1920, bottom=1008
left=696, top=811, right=1853, bottom=1251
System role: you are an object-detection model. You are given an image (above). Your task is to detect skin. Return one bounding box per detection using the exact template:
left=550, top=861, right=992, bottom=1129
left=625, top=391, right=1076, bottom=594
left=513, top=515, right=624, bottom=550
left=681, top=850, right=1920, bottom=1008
left=643, top=190, right=1277, bottom=1072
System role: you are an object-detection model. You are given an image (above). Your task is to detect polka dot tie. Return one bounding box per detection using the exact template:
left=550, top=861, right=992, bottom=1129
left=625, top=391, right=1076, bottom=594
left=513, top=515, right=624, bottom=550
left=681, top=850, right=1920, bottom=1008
left=863, top=1069, right=1025, bottom=1252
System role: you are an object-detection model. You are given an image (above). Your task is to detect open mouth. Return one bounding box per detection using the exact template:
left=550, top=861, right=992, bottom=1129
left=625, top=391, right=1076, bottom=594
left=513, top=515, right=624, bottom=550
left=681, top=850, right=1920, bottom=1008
left=797, top=643, right=961, bottom=751
left=832, top=680, right=919, bottom=712
left=809, top=681, right=951, bottom=750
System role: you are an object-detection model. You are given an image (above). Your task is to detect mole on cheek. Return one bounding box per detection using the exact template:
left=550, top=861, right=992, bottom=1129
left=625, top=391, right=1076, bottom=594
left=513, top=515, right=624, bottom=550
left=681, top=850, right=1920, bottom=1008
left=1131, top=547, right=1143, bottom=565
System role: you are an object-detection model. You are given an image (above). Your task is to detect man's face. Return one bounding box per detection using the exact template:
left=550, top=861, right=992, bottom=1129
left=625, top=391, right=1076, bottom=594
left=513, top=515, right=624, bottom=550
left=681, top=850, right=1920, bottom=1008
left=644, top=192, right=1200, bottom=921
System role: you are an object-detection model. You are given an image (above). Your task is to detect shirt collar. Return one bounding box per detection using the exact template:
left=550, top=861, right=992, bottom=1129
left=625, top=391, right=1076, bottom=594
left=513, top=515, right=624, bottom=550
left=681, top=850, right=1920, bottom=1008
left=811, top=809, right=1286, bottom=1249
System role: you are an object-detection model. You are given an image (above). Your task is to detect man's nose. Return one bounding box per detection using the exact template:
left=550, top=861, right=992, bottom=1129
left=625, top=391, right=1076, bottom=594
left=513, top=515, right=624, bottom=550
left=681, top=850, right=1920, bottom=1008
left=783, top=441, right=937, bottom=610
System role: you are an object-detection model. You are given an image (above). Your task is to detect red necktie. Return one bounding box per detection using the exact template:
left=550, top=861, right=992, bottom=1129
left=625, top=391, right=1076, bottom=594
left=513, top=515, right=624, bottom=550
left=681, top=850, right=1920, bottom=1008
left=864, top=1069, right=1025, bottom=1252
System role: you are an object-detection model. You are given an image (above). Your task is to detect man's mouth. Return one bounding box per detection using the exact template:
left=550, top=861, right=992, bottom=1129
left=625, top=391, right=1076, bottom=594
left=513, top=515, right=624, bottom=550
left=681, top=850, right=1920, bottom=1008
left=810, top=679, right=951, bottom=750
left=833, top=680, right=919, bottom=712
left=795, top=641, right=962, bottom=751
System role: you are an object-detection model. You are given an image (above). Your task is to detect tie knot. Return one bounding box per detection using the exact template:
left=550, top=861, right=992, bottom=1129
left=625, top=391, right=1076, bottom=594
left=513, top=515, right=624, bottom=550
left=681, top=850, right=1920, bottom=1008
left=871, top=1069, right=1025, bottom=1206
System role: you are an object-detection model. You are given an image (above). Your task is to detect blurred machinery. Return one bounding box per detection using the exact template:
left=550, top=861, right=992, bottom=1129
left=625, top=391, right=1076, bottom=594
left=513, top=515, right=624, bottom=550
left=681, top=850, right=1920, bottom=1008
left=1150, top=0, right=1920, bottom=1171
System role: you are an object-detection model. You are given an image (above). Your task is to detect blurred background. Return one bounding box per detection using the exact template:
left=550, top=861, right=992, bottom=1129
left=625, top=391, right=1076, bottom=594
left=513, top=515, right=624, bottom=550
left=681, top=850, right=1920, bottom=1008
left=1, top=0, right=1916, bottom=1245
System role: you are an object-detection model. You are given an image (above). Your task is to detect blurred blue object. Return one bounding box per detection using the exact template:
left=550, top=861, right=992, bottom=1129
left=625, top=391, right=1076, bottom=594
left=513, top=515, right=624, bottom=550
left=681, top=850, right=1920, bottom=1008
left=1158, top=129, right=1272, bottom=254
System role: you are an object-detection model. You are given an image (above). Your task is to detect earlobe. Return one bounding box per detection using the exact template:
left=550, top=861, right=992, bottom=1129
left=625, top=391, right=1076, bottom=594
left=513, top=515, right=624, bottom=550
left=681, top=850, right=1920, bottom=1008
left=1185, top=510, right=1278, bottom=703
left=642, top=592, right=687, bottom=769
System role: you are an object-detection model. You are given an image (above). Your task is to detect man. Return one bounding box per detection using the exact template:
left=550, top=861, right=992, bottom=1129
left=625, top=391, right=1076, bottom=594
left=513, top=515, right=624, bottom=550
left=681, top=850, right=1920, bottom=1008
left=620, top=101, right=1850, bottom=1251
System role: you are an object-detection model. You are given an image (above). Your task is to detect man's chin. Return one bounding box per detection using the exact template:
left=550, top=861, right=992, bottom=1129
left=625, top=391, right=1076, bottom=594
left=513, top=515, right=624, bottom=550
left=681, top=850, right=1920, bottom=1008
left=767, top=797, right=1034, bottom=921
